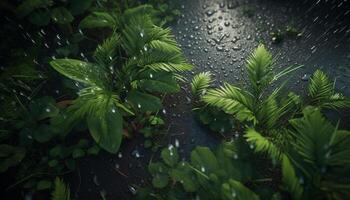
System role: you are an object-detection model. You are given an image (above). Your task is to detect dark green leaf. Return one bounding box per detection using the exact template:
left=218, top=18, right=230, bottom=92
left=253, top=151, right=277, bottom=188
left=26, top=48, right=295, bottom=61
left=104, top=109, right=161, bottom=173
left=127, top=90, right=162, bottom=112
left=51, top=7, right=74, bottom=24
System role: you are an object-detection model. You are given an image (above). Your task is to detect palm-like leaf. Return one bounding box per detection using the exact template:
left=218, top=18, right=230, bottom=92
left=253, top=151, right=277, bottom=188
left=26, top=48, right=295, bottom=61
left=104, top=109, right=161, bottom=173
left=288, top=106, right=350, bottom=199
left=281, top=155, right=303, bottom=200
left=246, top=44, right=274, bottom=96
left=202, top=83, right=256, bottom=122
left=94, top=33, right=120, bottom=67
left=308, top=70, right=350, bottom=110
left=244, top=128, right=283, bottom=161
left=51, top=177, right=70, bottom=200
left=191, top=72, right=213, bottom=96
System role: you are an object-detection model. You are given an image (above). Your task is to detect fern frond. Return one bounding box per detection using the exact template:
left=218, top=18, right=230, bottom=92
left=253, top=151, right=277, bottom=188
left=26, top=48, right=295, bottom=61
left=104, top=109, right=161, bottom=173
left=202, top=83, right=255, bottom=122
left=308, top=70, right=350, bottom=110
left=51, top=177, right=70, bottom=200
left=94, top=33, right=120, bottom=67
left=244, top=128, right=283, bottom=161
left=246, top=44, right=274, bottom=96
left=191, top=72, right=213, bottom=96
left=281, top=156, right=303, bottom=200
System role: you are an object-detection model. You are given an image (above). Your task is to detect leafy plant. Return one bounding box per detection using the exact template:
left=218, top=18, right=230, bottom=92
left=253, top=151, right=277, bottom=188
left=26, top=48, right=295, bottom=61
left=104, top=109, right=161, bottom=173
left=137, top=140, right=270, bottom=200
left=51, top=177, right=70, bottom=200
left=49, top=6, right=192, bottom=153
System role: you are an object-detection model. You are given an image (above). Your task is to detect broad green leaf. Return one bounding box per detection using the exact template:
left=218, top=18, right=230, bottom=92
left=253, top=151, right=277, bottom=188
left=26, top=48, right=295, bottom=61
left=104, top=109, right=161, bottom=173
left=137, top=71, right=180, bottom=93
left=148, top=162, right=169, bottom=189
left=29, top=96, right=59, bottom=120
left=33, top=124, right=55, bottom=143
left=152, top=174, right=169, bottom=189
left=51, top=7, right=74, bottom=24
left=127, top=90, right=162, bottom=112
left=282, top=156, right=303, bottom=200
left=190, top=147, right=219, bottom=174
left=0, top=144, right=26, bottom=173
left=221, top=179, right=260, bottom=200
left=79, top=12, right=116, bottom=29
left=50, top=59, right=106, bottom=88
left=72, top=148, right=85, bottom=158
left=87, top=107, right=123, bottom=154
left=161, top=147, right=179, bottom=167
left=170, top=162, right=198, bottom=192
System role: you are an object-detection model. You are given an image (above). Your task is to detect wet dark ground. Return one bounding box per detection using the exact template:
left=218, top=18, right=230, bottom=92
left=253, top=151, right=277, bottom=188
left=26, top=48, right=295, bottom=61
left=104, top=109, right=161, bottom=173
left=42, top=0, right=350, bottom=199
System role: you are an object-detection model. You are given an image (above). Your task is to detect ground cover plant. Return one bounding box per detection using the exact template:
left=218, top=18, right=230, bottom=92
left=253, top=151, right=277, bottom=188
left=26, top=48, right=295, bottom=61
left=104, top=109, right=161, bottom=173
left=137, top=45, right=350, bottom=200
left=0, top=1, right=189, bottom=198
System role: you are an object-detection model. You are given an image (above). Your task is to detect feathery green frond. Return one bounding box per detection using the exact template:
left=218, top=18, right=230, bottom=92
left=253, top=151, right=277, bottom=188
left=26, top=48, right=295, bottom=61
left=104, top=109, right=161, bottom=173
left=94, top=33, right=120, bottom=67
left=308, top=70, right=350, bottom=110
left=51, top=177, right=70, bottom=200
left=244, top=128, right=283, bottom=161
left=281, top=156, right=303, bottom=200
left=289, top=106, right=334, bottom=168
left=191, top=72, right=213, bottom=96
left=202, top=83, right=256, bottom=122
left=246, top=44, right=274, bottom=96
left=256, top=88, right=281, bottom=129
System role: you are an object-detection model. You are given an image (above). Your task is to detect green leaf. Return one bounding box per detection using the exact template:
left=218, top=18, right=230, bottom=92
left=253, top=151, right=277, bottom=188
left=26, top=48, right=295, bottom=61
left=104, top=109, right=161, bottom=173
left=48, top=159, right=59, bottom=167
left=308, top=70, right=350, bottom=109
left=51, top=7, right=74, bottom=24
left=149, top=116, right=164, bottom=125
left=246, top=44, right=274, bottom=96
left=29, top=96, right=59, bottom=121
left=152, top=174, right=169, bottom=189
left=148, top=162, right=169, bottom=189
left=137, top=71, right=180, bottom=93
left=33, top=124, right=55, bottom=143
left=244, top=128, right=283, bottom=161
left=170, top=162, right=198, bottom=192
left=50, top=59, right=106, bottom=88
left=191, top=72, right=213, bottom=96
left=87, top=145, right=100, bottom=155
left=51, top=177, right=70, bottom=200
left=37, top=180, right=52, bottom=191
left=190, top=147, right=219, bottom=174
left=87, top=106, right=123, bottom=154
left=221, top=179, right=259, bottom=200
left=69, top=0, right=93, bottom=15
left=0, top=145, right=26, bottom=173
left=161, top=147, right=179, bottom=167
left=72, top=148, right=85, bottom=159
left=202, top=83, right=255, bottom=123
left=127, top=90, right=162, bottom=112
left=79, top=12, right=116, bottom=29
left=281, top=156, right=303, bottom=200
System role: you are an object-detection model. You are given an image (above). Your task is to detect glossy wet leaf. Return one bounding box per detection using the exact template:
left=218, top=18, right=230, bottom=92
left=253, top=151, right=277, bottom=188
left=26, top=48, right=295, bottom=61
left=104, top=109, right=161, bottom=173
left=50, top=59, right=106, bottom=88
left=87, top=107, right=123, bottom=154
left=51, top=7, right=74, bottom=24
left=191, top=147, right=219, bottom=174
left=79, top=12, right=116, bottom=29
left=127, top=90, right=162, bottom=112
left=161, top=147, right=179, bottom=167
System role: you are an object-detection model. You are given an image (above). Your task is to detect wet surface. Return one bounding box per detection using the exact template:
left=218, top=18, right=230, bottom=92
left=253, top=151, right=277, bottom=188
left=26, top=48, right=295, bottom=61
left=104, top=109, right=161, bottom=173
left=72, top=0, right=350, bottom=199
